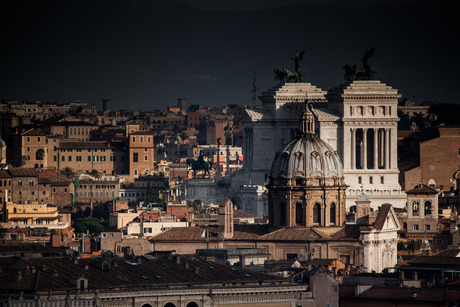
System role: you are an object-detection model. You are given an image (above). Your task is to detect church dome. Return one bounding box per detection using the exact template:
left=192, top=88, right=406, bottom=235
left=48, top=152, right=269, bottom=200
left=270, top=106, right=343, bottom=180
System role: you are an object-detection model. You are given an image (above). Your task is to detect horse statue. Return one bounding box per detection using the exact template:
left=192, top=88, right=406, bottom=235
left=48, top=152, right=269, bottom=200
left=274, top=68, right=299, bottom=83
left=186, top=155, right=211, bottom=178
left=343, top=47, right=376, bottom=81
left=274, top=50, right=305, bottom=83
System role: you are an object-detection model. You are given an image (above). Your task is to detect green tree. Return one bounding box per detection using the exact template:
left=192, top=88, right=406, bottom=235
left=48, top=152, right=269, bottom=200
left=187, top=200, right=203, bottom=213
left=230, top=196, right=241, bottom=210
left=73, top=217, right=105, bottom=234
left=90, top=169, right=101, bottom=178
left=36, top=149, right=45, bottom=160
left=61, top=167, right=73, bottom=178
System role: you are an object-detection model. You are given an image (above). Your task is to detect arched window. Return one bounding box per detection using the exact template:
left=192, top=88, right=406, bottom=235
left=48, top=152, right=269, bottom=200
left=141, top=304, right=153, bottom=307
left=295, top=203, right=303, bottom=226
left=186, top=302, right=199, bottom=307
left=330, top=203, right=336, bottom=224
left=279, top=202, right=286, bottom=226
left=403, top=222, right=407, bottom=230
left=424, top=201, right=432, bottom=215
left=313, top=203, right=321, bottom=225
left=412, top=201, right=419, bottom=216
left=428, top=179, right=436, bottom=188
left=164, top=303, right=176, bottom=307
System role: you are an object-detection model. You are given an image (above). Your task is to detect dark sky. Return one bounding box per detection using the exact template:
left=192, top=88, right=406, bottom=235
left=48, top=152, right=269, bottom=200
left=0, top=0, right=457, bottom=111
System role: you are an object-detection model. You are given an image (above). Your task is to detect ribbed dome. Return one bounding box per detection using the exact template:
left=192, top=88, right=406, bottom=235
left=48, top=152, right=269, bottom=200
left=270, top=107, right=343, bottom=180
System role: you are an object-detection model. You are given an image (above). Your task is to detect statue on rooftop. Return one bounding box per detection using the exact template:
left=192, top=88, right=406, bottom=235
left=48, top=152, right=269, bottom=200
left=274, top=51, right=305, bottom=83
left=343, top=47, right=376, bottom=81
left=187, top=153, right=211, bottom=178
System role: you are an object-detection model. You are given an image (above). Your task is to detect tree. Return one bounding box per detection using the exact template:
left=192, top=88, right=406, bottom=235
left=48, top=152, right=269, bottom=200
left=90, top=169, right=101, bottom=178
left=230, top=196, right=241, bottom=210
left=187, top=200, right=203, bottom=213
left=61, top=167, right=73, bottom=178
left=73, top=217, right=105, bottom=234
left=36, top=149, right=45, bottom=160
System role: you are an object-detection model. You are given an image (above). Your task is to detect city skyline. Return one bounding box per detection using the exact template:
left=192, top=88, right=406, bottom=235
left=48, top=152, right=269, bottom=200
left=1, top=0, right=457, bottom=111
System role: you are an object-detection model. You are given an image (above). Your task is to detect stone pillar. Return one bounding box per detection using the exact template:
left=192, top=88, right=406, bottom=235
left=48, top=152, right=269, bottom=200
left=351, top=128, right=356, bottom=170
left=373, top=128, right=378, bottom=170
left=390, top=127, right=397, bottom=170
left=363, top=128, right=368, bottom=169
left=385, top=128, right=390, bottom=169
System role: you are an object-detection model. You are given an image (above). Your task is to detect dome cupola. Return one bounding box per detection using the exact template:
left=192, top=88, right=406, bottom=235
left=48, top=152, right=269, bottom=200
left=270, top=103, right=344, bottom=183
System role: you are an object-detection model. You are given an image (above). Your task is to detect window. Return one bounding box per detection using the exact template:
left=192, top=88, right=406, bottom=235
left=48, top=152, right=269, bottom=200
left=380, top=176, right=384, bottom=184
left=295, top=203, right=303, bottom=225
left=88, top=156, right=91, bottom=161
left=330, top=203, right=336, bottom=224
left=37, top=137, right=41, bottom=142
left=68, top=156, right=72, bottom=162
left=54, top=156, right=57, bottom=162
left=313, top=203, right=321, bottom=224
left=132, top=137, right=136, bottom=142
left=29, top=181, right=34, bottom=187
left=412, top=201, right=419, bottom=216
left=18, top=180, right=22, bottom=186
left=424, top=224, right=431, bottom=231
left=144, top=155, right=148, bottom=161
left=62, top=156, right=65, bottom=161
left=358, top=176, right=362, bottom=184
left=279, top=202, right=286, bottom=226
left=134, top=169, right=138, bottom=176
left=413, top=224, right=419, bottom=230
left=144, top=227, right=152, bottom=233
left=76, top=156, right=82, bottom=162
left=369, top=176, right=373, bottom=184
left=133, top=153, right=138, bottom=162
left=286, top=253, right=298, bottom=260
left=424, top=201, right=432, bottom=215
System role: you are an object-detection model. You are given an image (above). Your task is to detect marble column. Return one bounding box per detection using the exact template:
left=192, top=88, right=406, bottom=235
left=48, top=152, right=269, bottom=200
left=363, top=128, right=368, bottom=169
left=351, top=128, right=356, bottom=169
left=373, top=128, right=378, bottom=170
left=390, top=127, right=397, bottom=170
left=385, top=128, right=390, bottom=169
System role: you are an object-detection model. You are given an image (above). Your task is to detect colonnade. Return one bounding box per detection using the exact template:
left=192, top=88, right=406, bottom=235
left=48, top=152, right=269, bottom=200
left=349, top=127, right=392, bottom=170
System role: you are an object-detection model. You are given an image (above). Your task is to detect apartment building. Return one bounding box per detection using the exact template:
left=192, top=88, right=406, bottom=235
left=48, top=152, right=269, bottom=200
left=57, top=141, right=126, bottom=175
left=129, top=131, right=155, bottom=180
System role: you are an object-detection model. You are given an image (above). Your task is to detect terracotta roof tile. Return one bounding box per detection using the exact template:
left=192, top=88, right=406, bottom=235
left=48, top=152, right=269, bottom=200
left=259, top=227, right=327, bottom=241
left=373, top=203, right=392, bottom=230
left=150, top=227, right=205, bottom=241
left=406, top=183, right=438, bottom=195
left=8, top=168, right=39, bottom=177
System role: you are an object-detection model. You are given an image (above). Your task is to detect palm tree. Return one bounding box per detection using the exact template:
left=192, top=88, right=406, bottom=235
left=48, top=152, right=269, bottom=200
left=61, top=167, right=73, bottom=178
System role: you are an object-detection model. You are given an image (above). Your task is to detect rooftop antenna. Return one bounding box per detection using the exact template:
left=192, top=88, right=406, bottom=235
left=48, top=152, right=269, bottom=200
left=251, top=70, right=258, bottom=106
